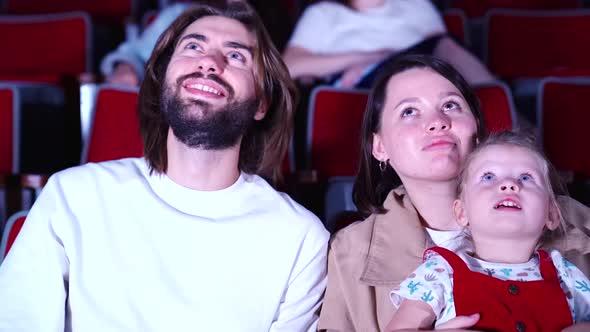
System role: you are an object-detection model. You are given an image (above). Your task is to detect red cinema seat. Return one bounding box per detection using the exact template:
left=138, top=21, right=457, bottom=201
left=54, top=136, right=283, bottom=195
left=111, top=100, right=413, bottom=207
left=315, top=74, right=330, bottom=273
left=538, top=78, right=590, bottom=177
left=484, top=9, right=590, bottom=80
left=450, top=0, right=580, bottom=18
left=141, top=10, right=158, bottom=29
left=0, top=86, right=19, bottom=227
left=82, top=85, right=143, bottom=163
left=443, top=9, right=469, bottom=45
left=281, top=140, right=295, bottom=177
left=0, top=12, right=92, bottom=84
left=4, top=0, right=134, bottom=22
left=0, top=86, right=20, bottom=176
left=0, top=210, right=27, bottom=264
left=306, top=87, right=369, bottom=178
left=473, top=81, right=516, bottom=133
left=0, top=84, right=52, bottom=224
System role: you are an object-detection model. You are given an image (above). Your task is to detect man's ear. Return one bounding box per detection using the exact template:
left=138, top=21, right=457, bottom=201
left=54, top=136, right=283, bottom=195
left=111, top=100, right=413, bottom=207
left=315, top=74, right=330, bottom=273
left=372, top=133, right=389, bottom=162
left=453, top=199, right=469, bottom=227
left=545, top=202, right=561, bottom=231
left=254, top=99, right=268, bottom=120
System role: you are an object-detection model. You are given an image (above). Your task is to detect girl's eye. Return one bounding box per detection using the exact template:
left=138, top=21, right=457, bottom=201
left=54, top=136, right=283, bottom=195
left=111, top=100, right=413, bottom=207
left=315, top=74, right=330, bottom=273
left=481, top=172, right=495, bottom=181
left=442, top=101, right=460, bottom=112
left=401, top=108, right=417, bottom=117
left=519, top=173, right=533, bottom=182
left=227, top=51, right=245, bottom=62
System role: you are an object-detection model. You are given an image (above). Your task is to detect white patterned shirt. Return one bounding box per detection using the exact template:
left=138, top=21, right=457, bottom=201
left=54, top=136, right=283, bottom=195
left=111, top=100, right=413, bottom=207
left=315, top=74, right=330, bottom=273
left=391, top=249, right=590, bottom=327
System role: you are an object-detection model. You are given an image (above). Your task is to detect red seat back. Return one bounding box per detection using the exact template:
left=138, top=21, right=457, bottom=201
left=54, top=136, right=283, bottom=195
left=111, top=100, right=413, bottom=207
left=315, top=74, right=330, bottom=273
left=443, top=9, right=468, bottom=45
left=0, top=87, right=19, bottom=175
left=142, top=10, right=158, bottom=29
left=450, top=0, right=579, bottom=18
left=281, top=140, right=295, bottom=177
left=307, top=87, right=369, bottom=177
left=539, top=78, right=590, bottom=177
left=0, top=12, right=91, bottom=80
left=485, top=10, right=590, bottom=80
left=5, top=0, right=133, bottom=22
left=474, top=82, right=515, bottom=133
left=83, top=86, right=143, bottom=163
left=0, top=211, right=27, bottom=262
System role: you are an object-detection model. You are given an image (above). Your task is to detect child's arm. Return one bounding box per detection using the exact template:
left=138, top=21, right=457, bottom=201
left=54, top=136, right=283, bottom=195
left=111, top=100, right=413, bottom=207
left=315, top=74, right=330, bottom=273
left=385, top=301, right=481, bottom=332
left=562, top=323, right=590, bottom=332
left=387, top=250, right=458, bottom=331
left=385, top=299, right=436, bottom=331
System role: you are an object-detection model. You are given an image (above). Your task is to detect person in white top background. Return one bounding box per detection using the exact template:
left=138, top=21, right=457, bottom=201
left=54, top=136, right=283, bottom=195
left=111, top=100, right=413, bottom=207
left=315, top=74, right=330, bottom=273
left=387, top=131, right=590, bottom=331
left=0, top=1, right=329, bottom=331
left=283, top=0, right=495, bottom=88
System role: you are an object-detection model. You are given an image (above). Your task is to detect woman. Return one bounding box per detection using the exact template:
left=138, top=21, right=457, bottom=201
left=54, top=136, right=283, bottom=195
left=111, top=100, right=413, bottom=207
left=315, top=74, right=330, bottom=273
left=317, top=55, right=590, bottom=331
left=283, top=0, right=494, bottom=88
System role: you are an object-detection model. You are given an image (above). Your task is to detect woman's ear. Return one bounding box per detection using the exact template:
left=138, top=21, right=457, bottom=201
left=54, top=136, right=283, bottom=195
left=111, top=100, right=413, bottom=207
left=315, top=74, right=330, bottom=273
left=372, top=133, right=389, bottom=162
left=453, top=199, right=468, bottom=227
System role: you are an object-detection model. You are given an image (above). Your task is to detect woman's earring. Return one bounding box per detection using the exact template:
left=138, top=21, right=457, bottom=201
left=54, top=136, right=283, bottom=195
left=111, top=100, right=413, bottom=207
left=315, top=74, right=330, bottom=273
left=379, top=160, right=388, bottom=172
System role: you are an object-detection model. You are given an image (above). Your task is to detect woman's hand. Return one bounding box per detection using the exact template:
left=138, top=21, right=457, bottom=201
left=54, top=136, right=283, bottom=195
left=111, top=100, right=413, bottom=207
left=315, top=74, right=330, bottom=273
left=107, top=63, right=139, bottom=87
left=338, top=49, right=391, bottom=88
left=339, top=63, right=368, bottom=88
left=562, top=322, right=590, bottom=332
left=435, top=314, right=480, bottom=331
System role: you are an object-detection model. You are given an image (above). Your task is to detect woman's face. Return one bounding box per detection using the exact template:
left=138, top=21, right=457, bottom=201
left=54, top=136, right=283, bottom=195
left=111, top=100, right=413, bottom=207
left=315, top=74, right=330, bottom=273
left=372, top=68, right=478, bottom=183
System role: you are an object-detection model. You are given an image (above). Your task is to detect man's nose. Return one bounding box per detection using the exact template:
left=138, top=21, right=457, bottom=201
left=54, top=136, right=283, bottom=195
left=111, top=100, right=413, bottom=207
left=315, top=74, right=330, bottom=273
left=196, top=52, right=225, bottom=74
left=499, top=178, right=520, bottom=193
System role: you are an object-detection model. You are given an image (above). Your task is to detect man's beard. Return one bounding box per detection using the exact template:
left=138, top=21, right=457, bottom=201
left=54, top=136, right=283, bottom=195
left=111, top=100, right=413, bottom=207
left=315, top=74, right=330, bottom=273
left=161, top=75, right=260, bottom=150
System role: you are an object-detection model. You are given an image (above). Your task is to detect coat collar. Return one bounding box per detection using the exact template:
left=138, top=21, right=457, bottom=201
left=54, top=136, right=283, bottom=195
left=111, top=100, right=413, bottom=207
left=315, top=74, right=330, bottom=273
left=359, top=187, right=431, bottom=286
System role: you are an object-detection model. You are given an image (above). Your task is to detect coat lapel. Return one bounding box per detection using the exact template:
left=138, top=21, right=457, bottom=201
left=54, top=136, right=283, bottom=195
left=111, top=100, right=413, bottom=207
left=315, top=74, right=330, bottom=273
left=360, top=187, right=430, bottom=285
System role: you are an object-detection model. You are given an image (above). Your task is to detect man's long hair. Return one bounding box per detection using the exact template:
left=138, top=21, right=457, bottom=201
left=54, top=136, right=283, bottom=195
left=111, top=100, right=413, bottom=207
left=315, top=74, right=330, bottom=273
left=137, top=1, right=297, bottom=187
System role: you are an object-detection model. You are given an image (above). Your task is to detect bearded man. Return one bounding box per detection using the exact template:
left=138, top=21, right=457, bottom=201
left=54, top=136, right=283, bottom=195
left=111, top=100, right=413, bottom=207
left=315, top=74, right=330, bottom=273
left=0, top=2, right=328, bottom=331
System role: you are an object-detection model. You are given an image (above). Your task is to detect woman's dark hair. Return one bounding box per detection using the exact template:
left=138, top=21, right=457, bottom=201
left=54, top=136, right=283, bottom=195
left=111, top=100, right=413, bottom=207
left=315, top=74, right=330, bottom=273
left=353, top=54, right=488, bottom=217
left=137, top=0, right=298, bottom=187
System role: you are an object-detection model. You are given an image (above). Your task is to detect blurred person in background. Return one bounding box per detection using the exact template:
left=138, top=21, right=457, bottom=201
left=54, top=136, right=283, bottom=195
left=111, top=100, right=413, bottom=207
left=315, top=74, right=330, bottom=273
left=283, top=0, right=495, bottom=88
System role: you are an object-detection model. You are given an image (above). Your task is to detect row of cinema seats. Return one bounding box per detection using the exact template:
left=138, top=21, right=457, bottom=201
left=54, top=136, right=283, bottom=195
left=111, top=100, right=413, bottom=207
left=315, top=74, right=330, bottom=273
left=0, top=0, right=590, bottom=82
left=0, top=84, right=141, bottom=226
left=441, top=8, right=590, bottom=81
left=0, top=81, right=513, bottom=261
left=0, top=0, right=142, bottom=258
left=439, top=0, right=583, bottom=18
left=3, top=77, right=590, bottom=236
left=0, top=0, right=134, bottom=20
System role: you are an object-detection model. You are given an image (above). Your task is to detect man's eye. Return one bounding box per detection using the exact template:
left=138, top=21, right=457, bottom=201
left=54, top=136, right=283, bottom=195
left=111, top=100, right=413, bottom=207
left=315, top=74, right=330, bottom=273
left=227, top=51, right=245, bottom=62
left=481, top=172, right=495, bottom=181
left=185, top=43, right=200, bottom=51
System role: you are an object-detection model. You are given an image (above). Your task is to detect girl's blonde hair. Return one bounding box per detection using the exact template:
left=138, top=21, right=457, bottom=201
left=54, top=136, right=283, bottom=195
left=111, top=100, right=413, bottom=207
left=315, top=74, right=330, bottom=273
left=456, top=131, right=567, bottom=248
